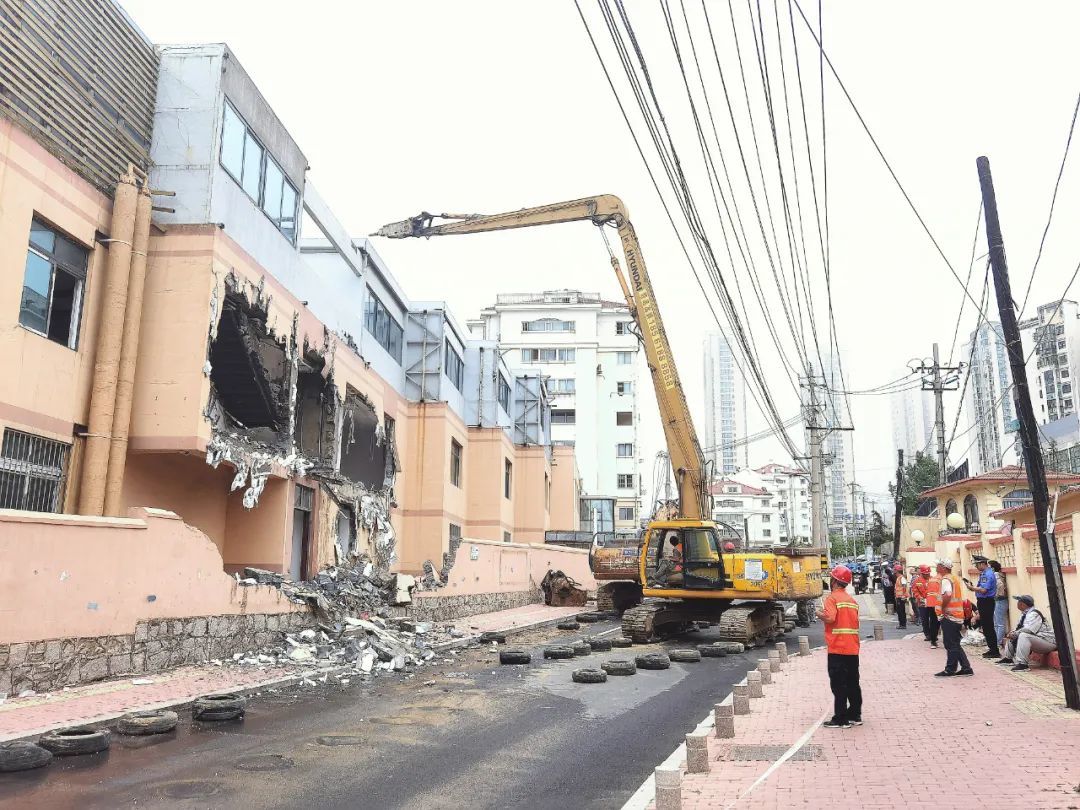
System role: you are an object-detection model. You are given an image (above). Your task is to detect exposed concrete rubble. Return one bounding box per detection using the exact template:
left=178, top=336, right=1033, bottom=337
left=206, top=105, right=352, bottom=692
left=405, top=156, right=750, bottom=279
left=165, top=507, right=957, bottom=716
left=418, top=532, right=464, bottom=591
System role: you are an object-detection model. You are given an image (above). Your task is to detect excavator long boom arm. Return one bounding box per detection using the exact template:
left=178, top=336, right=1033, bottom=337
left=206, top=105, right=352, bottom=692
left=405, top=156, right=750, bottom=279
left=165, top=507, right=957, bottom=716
left=375, top=195, right=710, bottom=520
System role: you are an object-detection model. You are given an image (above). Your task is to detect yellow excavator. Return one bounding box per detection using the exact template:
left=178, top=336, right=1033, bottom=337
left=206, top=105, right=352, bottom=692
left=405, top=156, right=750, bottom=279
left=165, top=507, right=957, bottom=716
left=375, top=195, right=825, bottom=645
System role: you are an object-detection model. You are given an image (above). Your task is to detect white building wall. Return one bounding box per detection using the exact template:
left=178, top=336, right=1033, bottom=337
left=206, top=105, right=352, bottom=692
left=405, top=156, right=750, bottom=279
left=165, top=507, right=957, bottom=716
left=891, top=387, right=934, bottom=460
left=732, top=465, right=812, bottom=544
left=962, top=320, right=1018, bottom=474
left=1021, top=299, right=1080, bottom=428
left=821, top=352, right=849, bottom=524
left=471, top=291, right=640, bottom=529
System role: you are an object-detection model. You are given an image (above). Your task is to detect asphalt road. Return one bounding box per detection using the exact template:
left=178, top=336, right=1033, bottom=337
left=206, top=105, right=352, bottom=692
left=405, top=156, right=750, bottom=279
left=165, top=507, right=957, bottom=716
left=0, top=610, right=906, bottom=810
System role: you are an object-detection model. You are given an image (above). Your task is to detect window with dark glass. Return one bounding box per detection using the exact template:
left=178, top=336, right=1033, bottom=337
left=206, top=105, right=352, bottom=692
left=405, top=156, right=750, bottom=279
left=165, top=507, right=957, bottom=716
left=504, top=459, right=512, bottom=499
left=498, top=373, right=511, bottom=412
left=551, top=409, right=576, bottom=424
left=445, top=339, right=464, bottom=392
left=219, top=100, right=300, bottom=243
left=450, top=439, right=462, bottom=487
left=19, top=219, right=88, bottom=349
left=363, top=287, right=403, bottom=363
left=0, top=429, right=70, bottom=513
left=617, top=473, right=634, bottom=489
left=616, top=411, right=633, bottom=426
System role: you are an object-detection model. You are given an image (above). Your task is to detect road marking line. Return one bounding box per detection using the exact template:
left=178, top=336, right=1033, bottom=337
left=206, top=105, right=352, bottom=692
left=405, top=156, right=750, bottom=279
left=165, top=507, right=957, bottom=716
left=726, top=710, right=828, bottom=807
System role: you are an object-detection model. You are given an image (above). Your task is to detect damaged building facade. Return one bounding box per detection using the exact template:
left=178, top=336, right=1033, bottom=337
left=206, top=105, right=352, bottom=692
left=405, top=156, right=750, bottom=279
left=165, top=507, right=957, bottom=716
left=0, top=1, right=579, bottom=693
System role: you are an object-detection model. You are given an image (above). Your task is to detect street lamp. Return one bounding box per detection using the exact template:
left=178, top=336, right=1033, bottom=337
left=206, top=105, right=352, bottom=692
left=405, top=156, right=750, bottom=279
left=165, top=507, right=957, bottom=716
left=946, top=512, right=965, bottom=531
left=911, top=529, right=925, bottom=547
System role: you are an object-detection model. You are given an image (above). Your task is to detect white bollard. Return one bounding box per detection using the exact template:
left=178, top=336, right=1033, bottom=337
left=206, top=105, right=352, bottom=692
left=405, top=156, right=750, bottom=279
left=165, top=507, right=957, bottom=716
left=747, top=670, right=764, bottom=698
left=775, top=641, right=789, bottom=663
left=714, top=699, right=735, bottom=738
left=655, top=766, right=682, bottom=810
left=798, top=635, right=811, bottom=656
left=874, top=623, right=885, bottom=641
left=733, top=681, right=751, bottom=714
left=686, top=732, right=710, bottom=773
left=756, top=659, right=772, bottom=685
left=767, top=649, right=782, bottom=672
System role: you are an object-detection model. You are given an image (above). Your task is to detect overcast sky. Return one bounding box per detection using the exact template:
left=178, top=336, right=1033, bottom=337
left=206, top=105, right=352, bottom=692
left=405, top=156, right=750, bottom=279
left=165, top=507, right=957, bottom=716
left=121, top=1, right=1080, bottom=512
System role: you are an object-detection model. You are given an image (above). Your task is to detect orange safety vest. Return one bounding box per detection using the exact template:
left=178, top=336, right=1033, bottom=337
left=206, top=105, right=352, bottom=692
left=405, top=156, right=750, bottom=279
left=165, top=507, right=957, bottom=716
left=894, top=575, right=909, bottom=600
left=926, top=575, right=942, bottom=609
left=823, top=588, right=860, bottom=655
left=911, top=576, right=928, bottom=606
left=935, top=574, right=966, bottom=622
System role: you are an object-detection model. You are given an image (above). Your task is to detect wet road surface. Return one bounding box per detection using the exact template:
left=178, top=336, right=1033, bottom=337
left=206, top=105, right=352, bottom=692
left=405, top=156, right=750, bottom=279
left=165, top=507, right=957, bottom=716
left=0, top=616, right=899, bottom=810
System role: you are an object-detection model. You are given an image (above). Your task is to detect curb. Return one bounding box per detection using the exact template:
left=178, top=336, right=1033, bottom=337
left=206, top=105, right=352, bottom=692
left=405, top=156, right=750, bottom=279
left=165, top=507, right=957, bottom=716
left=0, top=609, right=581, bottom=744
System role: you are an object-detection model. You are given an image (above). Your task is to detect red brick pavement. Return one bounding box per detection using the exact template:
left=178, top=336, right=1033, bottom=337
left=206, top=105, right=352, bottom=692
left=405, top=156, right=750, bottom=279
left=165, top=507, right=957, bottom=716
left=653, top=638, right=1080, bottom=809
left=0, top=603, right=582, bottom=742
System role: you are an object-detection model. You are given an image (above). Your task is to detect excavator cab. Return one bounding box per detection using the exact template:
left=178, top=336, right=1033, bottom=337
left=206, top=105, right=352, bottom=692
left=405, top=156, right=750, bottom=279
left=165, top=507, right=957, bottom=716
left=643, top=520, right=729, bottom=591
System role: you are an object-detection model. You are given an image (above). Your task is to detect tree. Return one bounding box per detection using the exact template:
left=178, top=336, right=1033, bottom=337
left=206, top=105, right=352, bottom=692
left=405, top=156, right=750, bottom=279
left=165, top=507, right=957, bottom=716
left=867, top=511, right=890, bottom=551
left=829, top=531, right=849, bottom=560
left=888, top=452, right=941, bottom=515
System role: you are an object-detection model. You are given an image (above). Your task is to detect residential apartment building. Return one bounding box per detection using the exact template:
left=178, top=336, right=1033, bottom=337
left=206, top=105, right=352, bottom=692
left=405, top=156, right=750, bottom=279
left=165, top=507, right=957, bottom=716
left=821, top=352, right=850, bottom=526
left=470, top=290, right=640, bottom=532
left=737, top=463, right=812, bottom=544
left=1020, top=299, right=1080, bottom=426
left=710, top=479, right=773, bottom=545
left=961, top=320, right=1018, bottom=474
left=702, top=332, right=745, bottom=476
left=712, top=463, right=811, bottom=547
left=1, top=3, right=577, bottom=652
left=891, top=387, right=934, bottom=460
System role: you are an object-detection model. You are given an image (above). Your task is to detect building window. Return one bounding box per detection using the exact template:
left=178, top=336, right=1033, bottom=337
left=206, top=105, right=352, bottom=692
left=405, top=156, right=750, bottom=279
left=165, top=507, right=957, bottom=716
left=0, top=429, right=70, bottom=512
left=1001, top=489, right=1031, bottom=510
left=551, top=409, right=576, bottom=424
left=617, top=473, right=634, bottom=489
left=445, top=339, right=464, bottom=392
left=497, top=373, right=511, bottom=412
left=762, top=514, right=771, bottom=522
left=618, top=506, right=635, bottom=521
left=219, top=101, right=300, bottom=243
left=617, top=442, right=634, bottom=458
left=522, top=318, right=575, bottom=332
left=616, top=411, right=633, bottom=426
left=449, top=522, right=462, bottom=541
left=20, top=219, right=88, bottom=349
left=363, top=287, right=403, bottom=363
left=616, top=381, right=633, bottom=395
left=545, top=473, right=550, bottom=510
left=762, top=529, right=772, bottom=537
left=450, top=439, right=463, bottom=487
left=521, top=347, right=575, bottom=363
left=549, top=378, right=576, bottom=394
left=615, top=321, right=633, bottom=335
left=616, top=351, right=633, bottom=365
left=503, top=531, right=512, bottom=542
left=504, top=459, right=513, bottom=499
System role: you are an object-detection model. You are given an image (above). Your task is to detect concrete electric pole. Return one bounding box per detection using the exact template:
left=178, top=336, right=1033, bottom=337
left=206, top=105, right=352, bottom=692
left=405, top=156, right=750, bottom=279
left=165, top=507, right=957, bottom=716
left=978, top=155, right=1079, bottom=710
left=894, top=449, right=904, bottom=557
left=802, top=371, right=829, bottom=556
left=912, top=344, right=962, bottom=484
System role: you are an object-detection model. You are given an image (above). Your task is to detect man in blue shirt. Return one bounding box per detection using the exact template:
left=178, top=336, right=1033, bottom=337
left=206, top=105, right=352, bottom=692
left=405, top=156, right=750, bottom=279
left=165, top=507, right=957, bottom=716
left=966, top=555, right=1000, bottom=658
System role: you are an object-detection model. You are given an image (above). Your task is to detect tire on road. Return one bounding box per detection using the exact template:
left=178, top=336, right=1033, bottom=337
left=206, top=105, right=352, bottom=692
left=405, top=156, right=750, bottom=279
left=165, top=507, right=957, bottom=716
left=601, top=659, right=637, bottom=676
left=635, top=652, right=671, bottom=670
left=192, top=693, right=247, bottom=722
left=572, top=668, right=608, bottom=684
left=0, top=741, right=52, bottom=772
left=575, top=612, right=603, bottom=623
left=670, top=649, right=702, bottom=663
left=38, top=727, right=111, bottom=756
left=115, top=710, right=179, bottom=736
left=611, top=636, right=633, bottom=648
left=698, top=644, right=727, bottom=658
left=571, top=642, right=592, bottom=656
left=556, top=621, right=580, bottom=631
left=588, top=638, right=613, bottom=652
left=543, top=646, right=576, bottom=660
left=499, top=649, right=531, bottom=665
left=480, top=631, right=507, bottom=644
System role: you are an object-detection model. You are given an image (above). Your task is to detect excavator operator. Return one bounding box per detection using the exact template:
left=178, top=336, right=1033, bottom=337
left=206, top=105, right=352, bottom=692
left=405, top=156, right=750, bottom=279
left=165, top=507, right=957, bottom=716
left=648, top=532, right=683, bottom=587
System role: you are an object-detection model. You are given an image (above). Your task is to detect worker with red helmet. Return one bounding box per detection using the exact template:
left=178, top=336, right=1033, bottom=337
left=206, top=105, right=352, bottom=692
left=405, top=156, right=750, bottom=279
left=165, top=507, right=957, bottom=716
left=892, top=563, right=909, bottom=629
left=816, top=564, right=862, bottom=729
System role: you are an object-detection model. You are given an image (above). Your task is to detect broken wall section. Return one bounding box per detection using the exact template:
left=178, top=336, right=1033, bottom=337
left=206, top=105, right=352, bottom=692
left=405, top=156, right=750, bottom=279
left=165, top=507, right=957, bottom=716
left=203, top=273, right=400, bottom=576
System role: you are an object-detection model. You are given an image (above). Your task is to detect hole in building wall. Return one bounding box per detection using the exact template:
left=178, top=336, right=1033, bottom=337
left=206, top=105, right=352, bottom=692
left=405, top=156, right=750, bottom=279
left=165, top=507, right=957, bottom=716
left=339, top=388, right=385, bottom=490
left=293, top=351, right=334, bottom=462
left=209, top=292, right=288, bottom=435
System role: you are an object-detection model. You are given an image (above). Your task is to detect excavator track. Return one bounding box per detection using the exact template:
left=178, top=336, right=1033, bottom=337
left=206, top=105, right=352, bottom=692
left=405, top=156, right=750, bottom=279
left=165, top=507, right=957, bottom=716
left=597, top=582, right=644, bottom=615
left=715, top=603, right=784, bottom=646
left=621, top=602, right=686, bottom=643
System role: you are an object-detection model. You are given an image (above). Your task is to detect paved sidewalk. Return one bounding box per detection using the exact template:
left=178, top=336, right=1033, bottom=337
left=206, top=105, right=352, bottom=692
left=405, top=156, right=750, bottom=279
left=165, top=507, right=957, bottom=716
left=0, top=602, right=582, bottom=743
left=646, top=636, right=1080, bottom=809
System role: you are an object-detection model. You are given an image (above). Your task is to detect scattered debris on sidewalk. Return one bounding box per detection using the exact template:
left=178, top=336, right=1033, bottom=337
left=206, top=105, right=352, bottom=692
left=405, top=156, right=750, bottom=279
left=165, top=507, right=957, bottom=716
left=540, top=569, right=588, bottom=607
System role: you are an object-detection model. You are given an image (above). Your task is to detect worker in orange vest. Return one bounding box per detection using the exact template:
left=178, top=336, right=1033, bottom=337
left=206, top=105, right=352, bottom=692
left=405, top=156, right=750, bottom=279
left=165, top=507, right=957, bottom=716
left=911, top=565, right=931, bottom=641
left=892, top=563, right=909, bottom=629
left=816, top=565, right=862, bottom=729
left=933, top=559, right=973, bottom=677
left=924, top=564, right=941, bottom=649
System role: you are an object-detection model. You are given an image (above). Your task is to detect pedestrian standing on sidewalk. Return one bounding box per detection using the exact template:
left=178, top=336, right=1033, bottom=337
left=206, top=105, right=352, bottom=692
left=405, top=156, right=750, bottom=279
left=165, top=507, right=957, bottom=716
left=817, top=565, right=862, bottom=729
left=989, top=560, right=1008, bottom=648
left=966, top=555, right=1000, bottom=658
left=881, top=562, right=895, bottom=611
left=933, top=560, right=974, bottom=677
left=892, top=564, right=908, bottom=629
left=908, top=566, right=920, bottom=624
left=923, top=564, right=941, bottom=648
left=911, top=565, right=930, bottom=640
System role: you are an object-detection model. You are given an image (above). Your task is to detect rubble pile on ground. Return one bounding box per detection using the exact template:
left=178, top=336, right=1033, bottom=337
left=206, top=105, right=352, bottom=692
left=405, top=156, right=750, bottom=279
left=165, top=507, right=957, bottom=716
left=232, top=561, right=465, bottom=682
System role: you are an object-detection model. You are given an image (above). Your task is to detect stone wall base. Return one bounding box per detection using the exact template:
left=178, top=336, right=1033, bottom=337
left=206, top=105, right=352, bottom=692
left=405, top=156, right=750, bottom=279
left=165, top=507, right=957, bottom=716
left=0, top=611, right=316, bottom=695
left=410, top=588, right=542, bottom=622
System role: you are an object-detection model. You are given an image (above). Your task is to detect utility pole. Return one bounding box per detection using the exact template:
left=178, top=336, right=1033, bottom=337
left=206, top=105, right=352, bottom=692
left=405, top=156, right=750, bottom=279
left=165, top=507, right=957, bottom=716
left=849, top=481, right=859, bottom=558
left=894, top=449, right=904, bottom=558
left=802, top=371, right=828, bottom=555
left=912, top=344, right=962, bottom=484
left=978, top=155, right=1079, bottom=711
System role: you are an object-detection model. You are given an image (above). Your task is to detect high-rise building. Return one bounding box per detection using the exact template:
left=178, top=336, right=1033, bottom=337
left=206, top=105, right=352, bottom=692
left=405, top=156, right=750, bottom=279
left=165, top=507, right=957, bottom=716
left=821, top=353, right=849, bottom=526
left=1020, top=299, right=1080, bottom=426
left=891, top=387, right=935, bottom=459
left=961, top=320, right=1018, bottom=474
left=702, top=333, right=745, bottom=476
left=470, top=290, right=641, bottom=532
